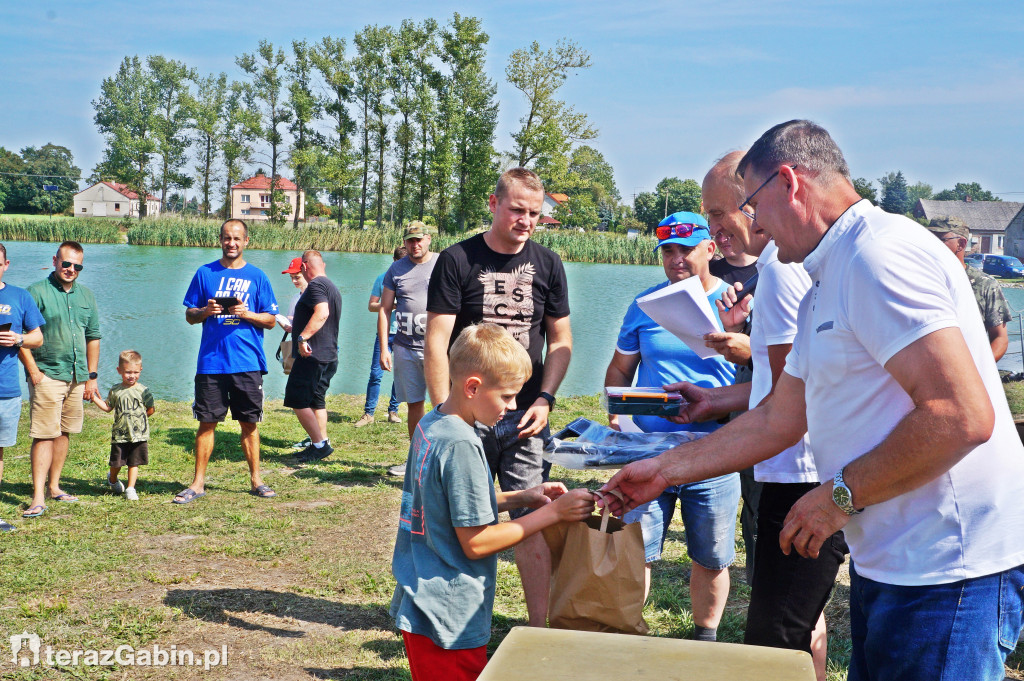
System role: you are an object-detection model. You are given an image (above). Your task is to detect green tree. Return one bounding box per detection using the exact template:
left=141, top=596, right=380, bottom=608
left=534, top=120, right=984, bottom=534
left=148, top=56, right=196, bottom=208
left=556, top=194, right=599, bottom=231
left=287, top=39, right=322, bottom=226
left=22, top=144, right=80, bottom=214
left=0, top=147, right=33, bottom=213
left=220, top=82, right=260, bottom=218
left=92, top=55, right=160, bottom=217
left=506, top=39, right=597, bottom=168
left=192, top=72, right=228, bottom=217
left=933, top=182, right=1000, bottom=202
left=237, top=41, right=292, bottom=222
left=441, top=13, right=498, bottom=232
left=353, top=25, right=393, bottom=228
left=853, top=177, right=877, bottom=203
left=633, top=191, right=660, bottom=231
left=633, top=177, right=701, bottom=230
left=568, top=145, right=619, bottom=202
left=906, top=181, right=933, bottom=209
left=878, top=171, right=910, bottom=214
left=311, top=36, right=358, bottom=227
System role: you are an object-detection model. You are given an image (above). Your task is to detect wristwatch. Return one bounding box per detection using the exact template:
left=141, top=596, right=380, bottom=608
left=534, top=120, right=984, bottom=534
left=88, top=371, right=98, bottom=380
left=296, top=335, right=306, bottom=345
left=832, top=466, right=862, bottom=516
left=538, top=391, right=556, bottom=409
left=14, top=334, right=22, bottom=348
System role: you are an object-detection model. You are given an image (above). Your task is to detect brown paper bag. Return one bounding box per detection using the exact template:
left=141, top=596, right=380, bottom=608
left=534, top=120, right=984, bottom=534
left=542, top=501, right=649, bottom=635
left=276, top=338, right=295, bottom=375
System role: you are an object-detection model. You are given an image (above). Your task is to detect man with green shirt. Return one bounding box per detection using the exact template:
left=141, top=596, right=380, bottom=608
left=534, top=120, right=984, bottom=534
left=19, top=241, right=100, bottom=518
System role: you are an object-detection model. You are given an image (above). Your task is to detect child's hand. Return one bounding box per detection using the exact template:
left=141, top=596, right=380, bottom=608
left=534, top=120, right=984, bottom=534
left=550, top=488, right=597, bottom=523
left=519, top=482, right=567, bottom=509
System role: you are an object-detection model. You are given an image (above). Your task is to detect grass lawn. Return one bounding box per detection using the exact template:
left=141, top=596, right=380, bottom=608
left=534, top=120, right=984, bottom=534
left=1, top=394, right=1021, bottom=679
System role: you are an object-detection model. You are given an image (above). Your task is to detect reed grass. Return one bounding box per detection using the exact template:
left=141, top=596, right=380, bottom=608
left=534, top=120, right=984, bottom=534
left=1, top=214, right=660, bottom=265
left=0, top=216, right=123, bottom=244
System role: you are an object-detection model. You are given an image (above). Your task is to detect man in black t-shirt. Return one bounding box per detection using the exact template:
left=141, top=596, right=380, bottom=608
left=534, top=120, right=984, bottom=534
left=425, top=167, right=572, bottom=628
left=285, top=250, right=342, bottom=463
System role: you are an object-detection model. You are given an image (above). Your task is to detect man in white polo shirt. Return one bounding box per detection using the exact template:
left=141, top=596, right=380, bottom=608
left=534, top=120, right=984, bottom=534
left=602, top=120, right=1024, bottom=680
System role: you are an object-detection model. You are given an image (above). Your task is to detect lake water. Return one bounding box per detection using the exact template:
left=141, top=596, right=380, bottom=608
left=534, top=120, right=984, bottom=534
left=7, top=240, right=1023, bottom=402
left=1, top=242, right=664, bottom=401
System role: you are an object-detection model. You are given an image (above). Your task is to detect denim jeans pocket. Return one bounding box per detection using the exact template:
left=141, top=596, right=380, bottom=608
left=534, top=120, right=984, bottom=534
left=997, top=565, right=1024, bottom=651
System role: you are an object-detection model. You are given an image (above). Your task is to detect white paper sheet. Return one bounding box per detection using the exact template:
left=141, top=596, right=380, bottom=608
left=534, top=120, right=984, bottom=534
left=636, top=276, right=721, bottom=359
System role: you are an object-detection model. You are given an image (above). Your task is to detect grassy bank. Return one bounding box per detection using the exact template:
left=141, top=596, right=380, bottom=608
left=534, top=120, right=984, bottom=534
left=2, top=393, right=1021, bottom=680
left=0, top=214, right=660, bottom=266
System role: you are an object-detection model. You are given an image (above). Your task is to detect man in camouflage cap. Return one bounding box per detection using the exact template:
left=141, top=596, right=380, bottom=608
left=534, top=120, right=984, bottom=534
left=927, top=216, right=1011, bottom=360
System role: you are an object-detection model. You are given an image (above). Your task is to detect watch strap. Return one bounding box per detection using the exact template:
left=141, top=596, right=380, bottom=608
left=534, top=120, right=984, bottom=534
left=538, top=391, right=556, bottom=408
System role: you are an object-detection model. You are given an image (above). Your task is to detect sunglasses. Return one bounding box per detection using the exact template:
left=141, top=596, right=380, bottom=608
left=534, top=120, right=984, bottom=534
left=656, top=223, right=702, bottom=241
left=60, top=261, right=84, bottom=272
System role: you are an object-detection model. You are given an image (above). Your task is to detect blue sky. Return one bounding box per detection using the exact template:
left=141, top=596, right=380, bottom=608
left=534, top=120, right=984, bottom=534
left=2, top=0, right=1023, bottom=200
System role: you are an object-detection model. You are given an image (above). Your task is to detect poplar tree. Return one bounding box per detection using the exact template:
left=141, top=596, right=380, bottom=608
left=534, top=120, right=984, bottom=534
left=237, top=41, right=292, bottom=221
left=311, top=36, right=358, bottom=227
left=353, top=26, right=392, bottom=228
left=191, top=72, right=228, bottom=216
left=220, top=82, right=259, bottom=218
left=149, top=56, right=197, bottom=208
left=92, top=55, right=160, bottom=217
left=287, top=39, right=322, bottom=226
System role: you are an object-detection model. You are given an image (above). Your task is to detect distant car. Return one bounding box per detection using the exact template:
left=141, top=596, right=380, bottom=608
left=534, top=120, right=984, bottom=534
left=982, top=254, right=1024, bottom=278
left=965, top=253, right=985, bottom=267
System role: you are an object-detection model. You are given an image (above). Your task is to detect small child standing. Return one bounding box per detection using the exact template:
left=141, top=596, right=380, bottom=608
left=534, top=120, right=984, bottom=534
left=91, top=350, right=155, bottom=501
left=390, top=323, right=596, bottom=681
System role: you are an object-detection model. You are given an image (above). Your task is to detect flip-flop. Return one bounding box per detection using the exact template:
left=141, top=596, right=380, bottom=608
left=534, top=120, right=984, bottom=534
left=172, top=488, right=206, bottom=504
left=22, top=504, right=46, bottom=518
left=249, top=484, right=277, bottom=498
left=51, top=493, right=78, bottom=503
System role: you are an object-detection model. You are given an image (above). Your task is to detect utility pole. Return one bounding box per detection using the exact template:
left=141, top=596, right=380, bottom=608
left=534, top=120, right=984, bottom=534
left=664, top=193, right=668, bottom=219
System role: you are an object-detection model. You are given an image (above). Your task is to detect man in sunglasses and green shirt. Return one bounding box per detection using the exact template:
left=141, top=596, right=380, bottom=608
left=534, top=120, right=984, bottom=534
left=20, top=241, right=101, bottom=518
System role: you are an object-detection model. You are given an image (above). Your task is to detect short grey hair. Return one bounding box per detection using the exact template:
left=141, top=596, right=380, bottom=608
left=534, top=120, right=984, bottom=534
left=737, top=120, right=851, bottom=185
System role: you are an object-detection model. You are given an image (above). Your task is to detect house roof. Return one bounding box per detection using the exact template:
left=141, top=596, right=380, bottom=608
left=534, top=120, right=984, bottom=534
left=232, top=175, right=299, bottom=191
left=75, top=182, right=160, bottom=202
left=546, top=192, right=569, bottom=204
left=538, top=216, right=561, bottom=225
left=916, top=199, right=1024, bottom=234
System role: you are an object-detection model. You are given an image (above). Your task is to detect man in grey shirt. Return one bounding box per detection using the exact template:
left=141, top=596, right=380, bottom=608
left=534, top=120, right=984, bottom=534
left=379, top=222, right=438, bottom=449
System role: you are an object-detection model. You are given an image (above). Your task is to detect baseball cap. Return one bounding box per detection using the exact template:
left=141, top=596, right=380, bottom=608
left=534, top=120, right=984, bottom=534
left=281, top=257, right=303, bottom=274
left=654, top=211, right=712, bottom=252
left=926, top=217, right=969, bottom=240
left=403, top=221, right=431, bottom=240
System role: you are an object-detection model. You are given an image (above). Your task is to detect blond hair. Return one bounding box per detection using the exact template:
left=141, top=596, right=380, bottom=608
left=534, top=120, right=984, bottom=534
left=118, top=349, right=143, bottom=367
left=494, top=167, right=544, bottom=201
left=448, top=323, right=532, bottom=387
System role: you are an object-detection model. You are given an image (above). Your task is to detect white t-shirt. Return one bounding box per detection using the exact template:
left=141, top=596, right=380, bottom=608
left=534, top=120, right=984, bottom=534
left=749, top=241, right=818, bottom=484
left=784, top=199, right=1024, bottom=585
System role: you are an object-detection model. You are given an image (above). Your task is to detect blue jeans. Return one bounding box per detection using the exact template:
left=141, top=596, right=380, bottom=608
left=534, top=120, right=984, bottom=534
left=849, top=562, right=1024, bottom=681
left=363, top=334, right=399, bottom=415
left=623, top=472, right=740, bottom=568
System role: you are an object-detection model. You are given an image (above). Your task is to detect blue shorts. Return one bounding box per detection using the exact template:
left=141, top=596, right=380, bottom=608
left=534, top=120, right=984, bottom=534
left=0, top=396, right=21, bottom=448
left=624, top=472, right=740, bottom=568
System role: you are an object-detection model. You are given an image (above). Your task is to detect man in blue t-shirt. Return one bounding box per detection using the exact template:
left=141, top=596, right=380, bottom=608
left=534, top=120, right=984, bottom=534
left=0, top=243, right=45, bottom=530
left=175, top=219, right=278, bottom=503
left=603, top=213, right=739, bottom=643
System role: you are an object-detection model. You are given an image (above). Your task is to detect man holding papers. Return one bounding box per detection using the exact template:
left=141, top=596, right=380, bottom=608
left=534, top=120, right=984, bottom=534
left=603, top=211, right=737, bottom=643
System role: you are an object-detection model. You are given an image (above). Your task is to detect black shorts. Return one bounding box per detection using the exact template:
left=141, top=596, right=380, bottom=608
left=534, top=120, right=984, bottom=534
left=744, top=482, right=849, bottom=653
left=283, top=359, right=337, bottom=410
left=109, top=441, right=149, bottom=468
left=193, top=371, right=264, bottom=423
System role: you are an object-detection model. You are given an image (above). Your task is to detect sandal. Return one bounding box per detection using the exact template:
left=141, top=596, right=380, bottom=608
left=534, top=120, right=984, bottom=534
left=172, top=488, right=206, bottom=504
left=22, top=504, right=46, bottom=518
left=249, top=484, right=277, bottom=498
left=51, top=493, right=78, bottom=503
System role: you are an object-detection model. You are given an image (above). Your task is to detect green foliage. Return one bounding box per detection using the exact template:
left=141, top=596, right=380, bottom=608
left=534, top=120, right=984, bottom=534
left=0, top=144, right=81, bottom=215
left=191, top=71, right=228, bottom=217
left=933, top=182, right=1000, bottom=202
left=878, top=170, right=910, bottom=215
left=506, top=39, right=597, bottom=169
left=633, top=177, right=702, bottom=230
left=0, top=215, right=122, bottom=243
left=148, top=55, right=197, bottom=205
left=852, top=177, right=877, bottom=203
left=907, top=181, right=932, bottom=207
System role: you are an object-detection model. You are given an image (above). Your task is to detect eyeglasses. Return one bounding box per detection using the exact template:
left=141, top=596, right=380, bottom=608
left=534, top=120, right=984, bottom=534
left=939, top=235, right=962, bottom=242
left=738, top=165, right=798, bottom=220
left=60, top=261, right=84, bottom=272
left=656, top=223, right=702, bottom=241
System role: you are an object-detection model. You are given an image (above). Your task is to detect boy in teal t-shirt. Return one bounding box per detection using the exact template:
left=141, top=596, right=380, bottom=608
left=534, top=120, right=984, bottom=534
left=91, top=350, right=155, bottom=501
left=389, top=323, right=595, bottom=681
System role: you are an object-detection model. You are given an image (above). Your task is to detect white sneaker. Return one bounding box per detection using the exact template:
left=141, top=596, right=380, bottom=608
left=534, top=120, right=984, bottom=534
left=124, top=487, right=138, bottom=501
left=107, top=477, right=125, bottom=494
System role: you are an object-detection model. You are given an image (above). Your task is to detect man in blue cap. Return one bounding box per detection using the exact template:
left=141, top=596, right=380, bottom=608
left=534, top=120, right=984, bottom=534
left=603, top=211, right=739, bottom=642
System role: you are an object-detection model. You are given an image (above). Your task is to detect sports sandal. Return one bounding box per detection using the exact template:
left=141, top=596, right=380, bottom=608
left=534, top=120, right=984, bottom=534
left=172, top=488, right=206, bottom=504
left=249, top=484, right=277, bottom=498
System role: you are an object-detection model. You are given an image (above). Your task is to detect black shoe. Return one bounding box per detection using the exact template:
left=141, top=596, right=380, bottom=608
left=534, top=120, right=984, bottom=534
left=298, top=442, right=334, bottom=463
left=0, top=519, right=15, bottom=532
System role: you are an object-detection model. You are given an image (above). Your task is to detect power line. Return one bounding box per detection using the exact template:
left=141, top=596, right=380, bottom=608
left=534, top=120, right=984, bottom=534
left=0, top=172, right=82, bottom=180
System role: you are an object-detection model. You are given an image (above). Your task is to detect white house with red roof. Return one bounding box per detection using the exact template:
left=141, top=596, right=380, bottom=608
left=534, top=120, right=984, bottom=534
left=230, top=172, right=305, bottom=222
left=73, top=182, right=161, bottom=218
left=539, top=192, right=569, bottom=229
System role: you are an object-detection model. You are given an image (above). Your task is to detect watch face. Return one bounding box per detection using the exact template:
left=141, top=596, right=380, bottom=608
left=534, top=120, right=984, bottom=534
left=833, top=485, right=852, bottom=508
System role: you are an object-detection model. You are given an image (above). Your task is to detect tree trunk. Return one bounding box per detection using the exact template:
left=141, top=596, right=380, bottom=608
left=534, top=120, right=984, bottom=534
left=359, top=98, right=369, bottom=229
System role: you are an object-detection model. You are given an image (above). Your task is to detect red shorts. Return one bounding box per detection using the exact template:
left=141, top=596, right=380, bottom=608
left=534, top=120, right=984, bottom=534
left=401, top=630, right=487, bottom=681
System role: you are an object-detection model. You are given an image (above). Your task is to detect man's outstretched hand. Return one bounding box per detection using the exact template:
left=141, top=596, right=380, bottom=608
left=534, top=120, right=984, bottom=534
left=597, top=457, right=671, bottom=516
